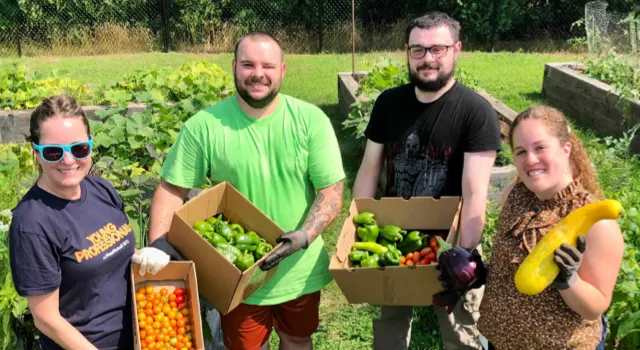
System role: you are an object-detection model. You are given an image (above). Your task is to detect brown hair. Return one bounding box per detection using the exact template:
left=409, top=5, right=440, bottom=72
left=508, top=105, right=603, bottom=199
left=27, top=94, right=89, bottom=145
left=234, top=31, right=283, bottom=62
left=405, top=12, right=461, bottom=44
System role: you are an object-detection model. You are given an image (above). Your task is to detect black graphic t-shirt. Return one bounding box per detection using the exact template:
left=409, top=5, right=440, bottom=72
left=9, top=175, right=135, bottom=350
left=365, top=81, right=502, bottom=199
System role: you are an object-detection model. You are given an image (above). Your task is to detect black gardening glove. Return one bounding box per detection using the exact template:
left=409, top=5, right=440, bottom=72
left=260, top=230, right=309, bottom=271
left=149, top=236, right=186, bottom=261
left=553, top=236, right=586, bottom=290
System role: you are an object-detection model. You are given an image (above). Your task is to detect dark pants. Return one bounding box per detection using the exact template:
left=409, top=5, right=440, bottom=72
left=487, top=315, right=608, bottom=350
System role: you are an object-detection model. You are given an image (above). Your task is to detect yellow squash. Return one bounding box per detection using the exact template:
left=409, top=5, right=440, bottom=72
left=514, top=199, right=624, bottom=295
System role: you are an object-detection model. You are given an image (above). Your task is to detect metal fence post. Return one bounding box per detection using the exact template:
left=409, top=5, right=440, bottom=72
left=317, top=0, right=324, bottom=53
left=161, top=0, right=170, bottom=53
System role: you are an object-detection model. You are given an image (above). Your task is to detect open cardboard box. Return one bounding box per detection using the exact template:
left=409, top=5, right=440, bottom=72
left=166, top=182, right=284, bottom=315
left=131, top=261, right=205, bottom=350
left=329, top=196, right=462, bottom=306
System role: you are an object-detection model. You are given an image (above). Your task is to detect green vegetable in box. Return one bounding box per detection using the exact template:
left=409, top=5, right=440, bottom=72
left=192, top=214, right=273, bottom=271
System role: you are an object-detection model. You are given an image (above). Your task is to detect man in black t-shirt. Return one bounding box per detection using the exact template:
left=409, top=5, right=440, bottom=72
left=353, top=12, right=501, bottom=350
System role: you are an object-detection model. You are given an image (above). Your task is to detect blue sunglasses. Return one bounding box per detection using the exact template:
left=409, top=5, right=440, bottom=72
left=32, top=136, right=94, bottom=163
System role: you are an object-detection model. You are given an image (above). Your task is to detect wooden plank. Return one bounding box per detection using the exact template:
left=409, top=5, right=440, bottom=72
left=476, top=90, right=517, bottom=125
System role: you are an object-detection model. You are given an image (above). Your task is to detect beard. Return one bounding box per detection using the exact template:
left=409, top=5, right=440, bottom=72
left=408, top=60, right=455, bottom=92
left=234, top=73, right=281, bottom=109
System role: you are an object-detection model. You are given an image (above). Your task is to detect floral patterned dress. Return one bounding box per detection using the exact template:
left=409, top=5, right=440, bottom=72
left=477, top=180, right=602, bottom=349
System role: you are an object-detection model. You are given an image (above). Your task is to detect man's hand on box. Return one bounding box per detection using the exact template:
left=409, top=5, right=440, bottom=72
left=260, top=230, right=309, bottom=271
left=132, top=247, right=171, bottom=276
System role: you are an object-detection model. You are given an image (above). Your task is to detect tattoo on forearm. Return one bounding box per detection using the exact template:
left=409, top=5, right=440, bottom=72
left=302, top=180, right=344, bottom=239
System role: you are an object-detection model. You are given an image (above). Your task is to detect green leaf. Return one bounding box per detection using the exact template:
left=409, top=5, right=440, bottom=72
left=93, top=133, right=114, bottom=148
left=119, top=189, right=144, bottom=197
left=617, top=311, right=640, bottom=341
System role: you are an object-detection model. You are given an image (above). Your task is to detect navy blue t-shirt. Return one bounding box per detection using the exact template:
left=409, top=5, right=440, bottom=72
left=9, top=175, right=135, bottom=350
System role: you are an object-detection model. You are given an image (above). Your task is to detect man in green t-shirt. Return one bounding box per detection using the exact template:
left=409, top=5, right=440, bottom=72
left=147, top=31, right=345, bottom=350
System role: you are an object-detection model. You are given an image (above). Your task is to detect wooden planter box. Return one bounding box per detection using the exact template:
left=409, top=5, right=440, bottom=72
left=337, top=72, right=518, bottom=201
left=541, top=62, right=640, bottom=153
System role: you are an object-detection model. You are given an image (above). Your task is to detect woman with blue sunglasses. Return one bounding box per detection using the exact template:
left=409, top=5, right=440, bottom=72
left=9, top=94, right=171, bottom=350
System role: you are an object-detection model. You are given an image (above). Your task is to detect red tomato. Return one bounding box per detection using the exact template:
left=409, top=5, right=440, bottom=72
left=175, top=295, right=185, bottom=304
left=174, top=288, right=185, bottom=296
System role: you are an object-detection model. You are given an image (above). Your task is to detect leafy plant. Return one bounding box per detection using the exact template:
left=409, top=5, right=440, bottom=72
left=0, top=64, right=96, bottom=110
left=594, top=123, right=640, bottom=159
left=583, top=50, right=640, bottom=125
left=0, top=210, right=39, bottom=350
left=98, top=60, right=234, bottom=106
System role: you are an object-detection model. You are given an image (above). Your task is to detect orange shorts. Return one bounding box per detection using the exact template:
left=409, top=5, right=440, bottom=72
left=220, top=291, right=321, bottom=350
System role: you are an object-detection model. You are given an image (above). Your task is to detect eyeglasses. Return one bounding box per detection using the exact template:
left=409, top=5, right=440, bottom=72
left=32, top=136, right=94, bottom=163
left=408, top=45, right=454, bottom=59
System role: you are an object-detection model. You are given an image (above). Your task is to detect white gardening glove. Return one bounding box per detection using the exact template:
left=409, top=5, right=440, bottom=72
left=132, top=247, right=170, bottom=276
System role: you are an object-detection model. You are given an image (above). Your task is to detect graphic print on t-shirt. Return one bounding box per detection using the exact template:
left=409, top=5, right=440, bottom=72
left=75, top=222, right=132, bottom=263
left=386, top=131, right=452, bottom=199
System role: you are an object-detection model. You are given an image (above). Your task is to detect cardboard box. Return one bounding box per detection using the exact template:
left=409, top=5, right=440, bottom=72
left=167, top=182, right=284, bottom=315
left=131, top=261, right=205, bottom=350
left=329, top=196, right=462, bottom=306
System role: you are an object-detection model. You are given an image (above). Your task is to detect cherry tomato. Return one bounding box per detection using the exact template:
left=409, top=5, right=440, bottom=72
left=175, top=295, right=185, bottom=304
left=145, top=286, right=155, bottom=295
left=174, top=288, right=185, bottom=296
left=136, top=293, right=145, bottom=302
left=181, top=308, right=189, bottom=316
left=177, top=302, right=186, bottom=310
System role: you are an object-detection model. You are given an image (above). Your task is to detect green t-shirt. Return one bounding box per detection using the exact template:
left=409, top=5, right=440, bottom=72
left=160, top=94, right=345, bottom=305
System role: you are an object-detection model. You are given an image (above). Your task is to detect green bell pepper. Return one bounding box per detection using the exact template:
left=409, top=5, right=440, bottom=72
left=254, top=241, right=274, bottom=260
left=398, top=231, right=424, bottom=255
left=353, top=242, right=388, bottom=255
left=360, top=254, right=381, bottom=268
left=205, top=216, right=219, bottom=226
left=235, top=250, right=255, bottom=271
left=349, top=249, right=370, bottom=264
left=380, top=246, right=402, bottom=266
left=233, top=232, right=261, bottom=245
left=216, top=244, right=241, bottom=264
left=377, top=237, right=396, bottom=251
left=208, top=232, right=228, bottom=247
left=357, top=223, right=379, bottom=242
left=193, top=220, right=214, bottom=232
left=230, top=223, right=245, bottom=235
left=380, top=225, right=405, bottom=243
left=353, top=211, right=376, bottom=225
left=215, top=220, right=234, bottom=242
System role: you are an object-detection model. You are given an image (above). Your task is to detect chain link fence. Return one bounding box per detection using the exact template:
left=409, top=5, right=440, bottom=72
left=0, top=0, right=637, bottom=57
left=586, top=1, right=640, bottom=57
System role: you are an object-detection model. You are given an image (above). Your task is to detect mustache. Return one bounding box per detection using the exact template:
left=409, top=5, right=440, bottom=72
left=417, top=63, right=438, bottom=71
left=245, top=77, right=270, bottom=85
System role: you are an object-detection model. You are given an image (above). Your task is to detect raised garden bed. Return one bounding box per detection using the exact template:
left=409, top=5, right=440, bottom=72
left=338, top=71, right=518, bottom=202
left=542, top=62, right=640, bottom=153
left=0, top=102, right=151, bottom=144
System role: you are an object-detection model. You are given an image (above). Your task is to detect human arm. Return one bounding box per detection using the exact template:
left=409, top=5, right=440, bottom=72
left=557, top=220, right=624, bottom=320
left=353, top=140, right=385, bottom=198
left=147, top=179, right=191, bottom=243
left=27, top=291, right=98, bottom=350
left=260, top=180, right=344, bottom=270
left=459, top=150, right=497, bottom=249
left=148, top=121, right=208, bottom=243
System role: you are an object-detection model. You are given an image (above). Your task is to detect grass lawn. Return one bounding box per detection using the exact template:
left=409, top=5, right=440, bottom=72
left=0, top=50, right=587, bottom=349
